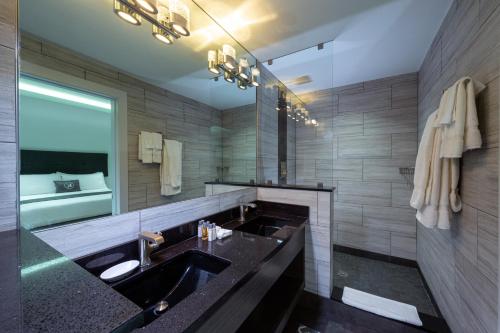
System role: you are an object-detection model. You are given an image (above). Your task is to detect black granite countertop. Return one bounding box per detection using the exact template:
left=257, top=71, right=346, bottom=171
left=205, top=181, right=335, bottom=192
left=21, top=201, right=307, bottom=333
left=20, top=228, right=143, bottom=333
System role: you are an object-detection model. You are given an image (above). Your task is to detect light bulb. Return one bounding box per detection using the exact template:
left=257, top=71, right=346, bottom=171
left=136, top=0, right=158, bottom=14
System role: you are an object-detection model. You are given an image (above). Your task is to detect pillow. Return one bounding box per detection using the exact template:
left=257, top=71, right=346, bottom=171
left=58, top=172, right=108, bottom=191
left=20, top=173, right=61, bottom=196
left=54, top=180, right=81, bottom=193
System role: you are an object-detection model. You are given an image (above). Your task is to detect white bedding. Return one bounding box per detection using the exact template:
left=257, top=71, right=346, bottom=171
left=20, top=189, right=112, bottom=230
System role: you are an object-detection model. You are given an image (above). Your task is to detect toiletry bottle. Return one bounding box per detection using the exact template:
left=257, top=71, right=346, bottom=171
left=197, top=220, right=203, bottom=238
left=202, top=222, right=208, bottom=241
left=208, top=224, right=214, bottom=242
left=212, top=223, right=217, bottom=241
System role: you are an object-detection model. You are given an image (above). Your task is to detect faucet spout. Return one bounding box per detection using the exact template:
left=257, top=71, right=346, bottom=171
left=138, top=231, right=164, bottom=267
left=239, top=202, right=257, bottom=222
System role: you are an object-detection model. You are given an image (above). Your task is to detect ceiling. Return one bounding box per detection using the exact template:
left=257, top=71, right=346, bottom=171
left=195, top=0, right=453, bottom=93
left=19, top=0, right=257, bottom=110
left=20, top=0, right=453, bottom=106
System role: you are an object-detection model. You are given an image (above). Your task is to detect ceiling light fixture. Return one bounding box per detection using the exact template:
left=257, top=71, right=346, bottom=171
left=113, top=0, right=190, bottom=47
left=135, top=0, right=158, bottom=14
left=114, top=0, right=142, bottom=25
left=152, top=25, right=173, bottom=44
left=207, top=46, right=259, bottom=90
left=168, top=0, right=191, bottom=36
left=251, top=68, right=260, bottom=87
left=208, top=50, right=220, bottom=74
left=238, top=58, right=250, bottom=80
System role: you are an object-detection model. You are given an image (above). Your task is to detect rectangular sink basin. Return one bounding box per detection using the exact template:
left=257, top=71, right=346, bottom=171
left=234, top=216, right=291, bottom=237
left=113, top=250, right=230, bottom=327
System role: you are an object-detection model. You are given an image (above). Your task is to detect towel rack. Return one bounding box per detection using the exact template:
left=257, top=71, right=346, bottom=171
left=399, top=167, right=415, bottom=189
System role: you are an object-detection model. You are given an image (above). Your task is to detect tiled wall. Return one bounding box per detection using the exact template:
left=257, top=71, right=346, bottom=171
left=256, top=65, right=279, bottom=184
left=35, top=188, right=257, bottom=259
left=296, top=73, right=419, bottom=260
left=256, top=187, right=333, bottom=298
left=0, top=0, right=17, bottom=233
left=20, top=33, right=223, bottom=211
left=417, top=1, right=499, bottom=332
left=221, top=104, right=257, bottom=183
left=0, top=1, right=21, bottom=331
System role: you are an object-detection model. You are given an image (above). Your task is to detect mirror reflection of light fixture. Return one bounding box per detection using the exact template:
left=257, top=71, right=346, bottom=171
left=114, top=0, right=142, bottom=25
left=208, top=50, right=220, bottom=74
left=207, top=47, right=258, bottom=91
left=168, top=0, right=191, bottom=36
left=305, top=119, right=312, bottom=125
left=251, top=67, right=260, bottom=87
left=311, top=119, right=318, bottom=126
left=237, top=79, right=247, bottom=90
left=136, top=0, right=158, bottom=14
left=238, top=58, right=250, bottom=80
left=152, top=25, right=173, bottom=44
left=222, top=44, right=237, bottom=71
left=224, top=71, right=235, bottom=83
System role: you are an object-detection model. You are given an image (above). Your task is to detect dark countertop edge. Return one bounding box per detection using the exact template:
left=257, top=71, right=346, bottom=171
left=205, top=182, right=335, bottom=192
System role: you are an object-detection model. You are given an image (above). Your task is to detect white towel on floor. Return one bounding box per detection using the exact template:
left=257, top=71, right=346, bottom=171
left=342, top=287, right=423, bottom=327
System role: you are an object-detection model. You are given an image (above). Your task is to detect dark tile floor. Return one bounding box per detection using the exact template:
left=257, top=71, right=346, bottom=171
left=332, top=251, right=437, bottom=316
left=283, top=291, right=427, bottom=333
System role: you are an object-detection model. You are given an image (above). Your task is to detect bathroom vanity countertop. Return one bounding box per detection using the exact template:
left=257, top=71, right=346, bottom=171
left=21, top=204, right=306, bottom=333
left=205, top=181, right=335, bottom=192
left=135, top=215, right=307, bottom=333
left=20, top=228, right=143, bottom=333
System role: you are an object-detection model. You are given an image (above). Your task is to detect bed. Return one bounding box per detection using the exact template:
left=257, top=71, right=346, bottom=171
left=20, top=150, right=113, bottom=230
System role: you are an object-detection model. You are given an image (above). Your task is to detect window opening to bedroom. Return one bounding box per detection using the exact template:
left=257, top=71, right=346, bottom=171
left=19, top=75, right=116, bottom=230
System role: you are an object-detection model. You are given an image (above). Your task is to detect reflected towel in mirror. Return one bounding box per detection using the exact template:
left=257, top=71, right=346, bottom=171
left=161, top=139, right=182, bottom=196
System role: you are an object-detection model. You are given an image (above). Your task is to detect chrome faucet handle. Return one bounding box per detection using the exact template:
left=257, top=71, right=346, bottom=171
left=139, top=231, right=165, bottom=245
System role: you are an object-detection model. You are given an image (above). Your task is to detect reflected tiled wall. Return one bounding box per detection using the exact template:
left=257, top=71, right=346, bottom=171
left=36, top=187, right=257, bottom=259
left=417, top=1, right=499, bottom=332
left=296, top=73, right=419, bottom=260
left=0, top=1, right=17, bottom=232
left=256, top=65, right=279, bottom=184
left=221, top=104, right=257, bottom=183
left=20, top=33, right=223, bottom=211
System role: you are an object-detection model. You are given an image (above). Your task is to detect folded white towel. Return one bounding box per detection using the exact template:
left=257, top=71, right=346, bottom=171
left=216, top=226, right=232, bottom=239
left=342, top=287, right=422, bottom=327
left=139, top=131, right=154, bottom=163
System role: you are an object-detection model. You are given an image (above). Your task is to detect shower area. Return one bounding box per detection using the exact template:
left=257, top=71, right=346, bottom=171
left=260, top=41, right=442, bottom=325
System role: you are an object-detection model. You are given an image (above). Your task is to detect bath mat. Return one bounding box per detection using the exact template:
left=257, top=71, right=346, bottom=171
left=341, top=287, right=422, bottom=326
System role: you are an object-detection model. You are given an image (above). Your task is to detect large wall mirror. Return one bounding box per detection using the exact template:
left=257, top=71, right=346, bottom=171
left=18, top=0, right=258, bottom=231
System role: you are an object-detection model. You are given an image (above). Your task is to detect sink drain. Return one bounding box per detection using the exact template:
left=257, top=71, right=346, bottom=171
left=154, top=301, right=169, bottom=315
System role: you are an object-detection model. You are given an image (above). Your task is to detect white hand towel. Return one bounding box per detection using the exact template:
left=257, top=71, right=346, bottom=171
left=160, top=139, right=182, bottom=196
left=151, top=132, right=163, bottom=163
left=140, top=131, right=154, bottom=163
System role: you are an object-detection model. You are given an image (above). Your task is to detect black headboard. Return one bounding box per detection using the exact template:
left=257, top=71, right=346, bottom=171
left=21, top=150, right=109, bottom=176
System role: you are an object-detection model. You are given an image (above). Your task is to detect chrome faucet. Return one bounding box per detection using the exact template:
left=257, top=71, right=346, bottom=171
left=138, top=231, right=165, bottom=267
left=239, top=202, right=257, bottom=222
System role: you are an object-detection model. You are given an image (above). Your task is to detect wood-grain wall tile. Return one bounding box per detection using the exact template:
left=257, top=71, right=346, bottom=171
left=338, top=134, right=391, bottom=158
